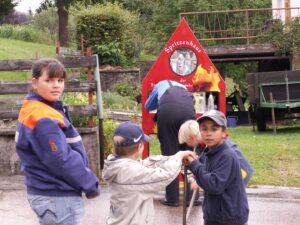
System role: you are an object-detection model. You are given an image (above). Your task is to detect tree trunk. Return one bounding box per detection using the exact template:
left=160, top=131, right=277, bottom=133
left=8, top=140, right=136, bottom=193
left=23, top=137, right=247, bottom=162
left=57, top=0, right=69, bottom=47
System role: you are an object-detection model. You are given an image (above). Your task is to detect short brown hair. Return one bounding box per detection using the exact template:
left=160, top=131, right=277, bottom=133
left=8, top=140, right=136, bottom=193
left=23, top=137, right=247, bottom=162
left=32, top=58, right=67, bottom=79
left=113, top=136, right=140, bottom=157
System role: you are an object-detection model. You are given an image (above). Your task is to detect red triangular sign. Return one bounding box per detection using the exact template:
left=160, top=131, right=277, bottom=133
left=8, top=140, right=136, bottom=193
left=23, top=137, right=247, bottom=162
left=141, top=18, right=226, bottom=156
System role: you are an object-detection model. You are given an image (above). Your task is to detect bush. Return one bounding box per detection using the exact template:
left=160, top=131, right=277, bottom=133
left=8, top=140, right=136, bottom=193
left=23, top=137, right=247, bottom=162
left=31, top=6, right=58, bottom=45
left=103, top=118, right=117, bottom=157
left=0, top=24, right=13, bottom=38
left=113, top=81, right=132, bottom=97
left=96, top=40, right=125, bottom=66
left=0, top=24, right=52, bottom=44
left=103, top=91, right=140, bottom=111
left=256, top=17, right=300, bottom=56
left=113, top=81, right=141, bottom=102
left=73, top=2, right=142, bottom=66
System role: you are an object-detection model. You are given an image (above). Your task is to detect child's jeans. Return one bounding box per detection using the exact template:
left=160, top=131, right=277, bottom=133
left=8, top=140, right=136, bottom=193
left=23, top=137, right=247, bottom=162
left=27, top=194, right=84, bottom=225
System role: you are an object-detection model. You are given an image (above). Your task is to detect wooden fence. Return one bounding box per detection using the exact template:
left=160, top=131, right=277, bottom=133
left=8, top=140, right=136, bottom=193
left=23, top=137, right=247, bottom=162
left=0, top=55, right=105, bottom=175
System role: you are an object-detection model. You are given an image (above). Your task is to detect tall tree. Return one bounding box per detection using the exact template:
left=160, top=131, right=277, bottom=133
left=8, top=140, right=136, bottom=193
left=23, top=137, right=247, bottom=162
left=57, top=0, right=72, bottom=46
left=38, top=0, right=76, bottom=46
left=0, top=0, right=17, bottom=21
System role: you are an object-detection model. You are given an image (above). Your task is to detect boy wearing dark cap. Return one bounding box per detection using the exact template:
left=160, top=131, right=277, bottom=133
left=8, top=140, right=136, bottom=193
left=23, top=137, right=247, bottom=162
left=184, top=110, right=249, bottom=225
left=103, top=122, right=195, bottom=225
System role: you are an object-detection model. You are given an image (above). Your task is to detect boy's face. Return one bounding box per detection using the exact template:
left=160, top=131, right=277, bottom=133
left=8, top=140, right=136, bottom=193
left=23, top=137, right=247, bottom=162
left=187, top=135, right=199, bottom=148
left=199, top=119, right=226, bottom=149
left=32, top=70, right=65, bottom=102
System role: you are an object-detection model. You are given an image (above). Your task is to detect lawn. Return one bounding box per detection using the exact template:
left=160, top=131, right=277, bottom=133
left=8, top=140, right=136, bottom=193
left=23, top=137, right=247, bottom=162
left=0, top=38, right=56, bottom=81
left=149, top=125, right=300, bottom=187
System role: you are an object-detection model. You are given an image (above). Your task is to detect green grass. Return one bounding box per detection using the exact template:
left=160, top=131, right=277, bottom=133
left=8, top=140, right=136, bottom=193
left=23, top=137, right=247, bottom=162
left=0, top=38, right=56, bottom=81
left=0, top=38, right=56, bottom=60
left=230, top=125, right=300, bottom=187
left=148, top=125, right=300, bottom=187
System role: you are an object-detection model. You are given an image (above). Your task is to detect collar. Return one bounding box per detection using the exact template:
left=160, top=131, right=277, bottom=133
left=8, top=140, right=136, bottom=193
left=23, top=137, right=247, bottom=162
left=206, top=140, right=226, bottom=157
left=26, top=90, right=64, bottom=110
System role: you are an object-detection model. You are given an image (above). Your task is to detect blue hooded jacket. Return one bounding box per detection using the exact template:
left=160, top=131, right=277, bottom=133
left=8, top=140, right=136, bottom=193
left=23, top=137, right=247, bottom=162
left=15, top=91, right=100, bottom=198
left=190, top=141, right=249, bottom=225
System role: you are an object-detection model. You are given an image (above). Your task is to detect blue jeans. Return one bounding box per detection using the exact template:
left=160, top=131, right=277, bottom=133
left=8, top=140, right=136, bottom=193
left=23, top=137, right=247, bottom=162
left=27, top=195, right=84, bottom=225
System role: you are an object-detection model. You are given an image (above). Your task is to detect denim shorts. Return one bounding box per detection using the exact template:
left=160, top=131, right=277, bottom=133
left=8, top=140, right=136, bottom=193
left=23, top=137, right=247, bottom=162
left=27, top=195, right=84, bottom=225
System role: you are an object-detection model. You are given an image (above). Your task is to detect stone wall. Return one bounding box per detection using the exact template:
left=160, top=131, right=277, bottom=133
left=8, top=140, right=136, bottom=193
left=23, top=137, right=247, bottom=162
left=139, top=60, right=154, bottom=79
left=0, top=127, right=100, bottom=177
left=100, top=69, right=141, bottom=91
left=99, top=62, right=157, bottom=91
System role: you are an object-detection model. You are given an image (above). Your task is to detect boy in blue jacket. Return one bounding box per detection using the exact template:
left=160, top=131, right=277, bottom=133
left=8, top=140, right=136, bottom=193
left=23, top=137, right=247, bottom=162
left=184, top=110, right=249, bottom=225
left=15, top=58, right=100, bottom=225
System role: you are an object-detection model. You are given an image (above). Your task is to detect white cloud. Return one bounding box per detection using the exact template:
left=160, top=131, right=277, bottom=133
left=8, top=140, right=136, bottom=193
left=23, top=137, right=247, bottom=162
left=15, top=0, right=44, bottom=13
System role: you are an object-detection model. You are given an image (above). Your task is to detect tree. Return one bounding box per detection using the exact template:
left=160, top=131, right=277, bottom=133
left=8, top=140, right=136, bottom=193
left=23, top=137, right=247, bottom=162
left=37, top=0, right=77, bottom=46
left=0, top=0, right=17, bottom=21
left=56, top=0, right=72, bottom=46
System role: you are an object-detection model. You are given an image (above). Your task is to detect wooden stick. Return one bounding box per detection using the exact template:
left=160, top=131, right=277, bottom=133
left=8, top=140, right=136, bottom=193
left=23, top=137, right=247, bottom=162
left=270, top=92, right=276, bottom=134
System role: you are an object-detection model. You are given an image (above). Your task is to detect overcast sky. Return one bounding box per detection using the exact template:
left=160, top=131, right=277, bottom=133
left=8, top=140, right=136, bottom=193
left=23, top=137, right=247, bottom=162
left=15, top=0, right=44, bottom=13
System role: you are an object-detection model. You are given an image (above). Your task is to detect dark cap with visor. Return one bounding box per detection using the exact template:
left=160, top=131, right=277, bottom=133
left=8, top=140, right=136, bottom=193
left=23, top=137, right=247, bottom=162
left=197, top=109, right=227, bottom=127
left=113, top=122, right=151, bottom=147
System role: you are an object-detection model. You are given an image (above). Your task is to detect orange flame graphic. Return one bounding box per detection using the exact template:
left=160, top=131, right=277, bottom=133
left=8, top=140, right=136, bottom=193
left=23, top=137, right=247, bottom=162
left=192, top=65, right=220, bottom=92
left=152, top=123, right=158, bottom=134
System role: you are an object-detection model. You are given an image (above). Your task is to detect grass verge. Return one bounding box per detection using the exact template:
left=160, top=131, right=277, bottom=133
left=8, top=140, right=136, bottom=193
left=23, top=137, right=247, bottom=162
left=149, top=125, right=300, bottom=187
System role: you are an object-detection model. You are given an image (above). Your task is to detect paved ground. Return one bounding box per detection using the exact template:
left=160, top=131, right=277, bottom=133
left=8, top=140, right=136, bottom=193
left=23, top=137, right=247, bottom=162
left=1, top=176, right=300, bottom=225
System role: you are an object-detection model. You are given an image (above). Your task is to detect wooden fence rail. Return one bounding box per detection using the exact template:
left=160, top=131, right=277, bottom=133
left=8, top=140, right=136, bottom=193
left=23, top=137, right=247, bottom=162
left=0, top=80, right=97, bottom=94
left=0, top=56, right=97, bottom=71
left=0, top=55, right=105, bottom=174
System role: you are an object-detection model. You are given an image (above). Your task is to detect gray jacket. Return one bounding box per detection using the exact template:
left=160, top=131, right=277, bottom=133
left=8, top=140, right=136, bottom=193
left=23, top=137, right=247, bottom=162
left=103, top=154, right=182, bottom=225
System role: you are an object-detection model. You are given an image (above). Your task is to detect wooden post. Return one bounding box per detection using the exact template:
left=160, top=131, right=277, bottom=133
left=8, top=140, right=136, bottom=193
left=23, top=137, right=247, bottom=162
left=245, top=9, right=250, bottom=44
left=81, top=34, right=85, bottom=56
left=56, top=41, right=60, bottom=57
left=285, top=0, right=291, bottom=28
left=87, top=48, right=94, bottom=128
left=270, top=92, right=276, bottom=134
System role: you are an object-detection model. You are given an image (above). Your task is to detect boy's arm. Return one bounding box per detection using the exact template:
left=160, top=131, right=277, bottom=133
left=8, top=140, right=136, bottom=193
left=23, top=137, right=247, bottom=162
left=189, top=155, right=235, bottom=195
left=117, top=156, right=182, bottom=192
left=32, top=118, right=100, bottom=198
left=119, top=151, right=195, bottom=192
left=142, top=151, right=195, bottom=167
left=145, top=85, right=159, bottom=111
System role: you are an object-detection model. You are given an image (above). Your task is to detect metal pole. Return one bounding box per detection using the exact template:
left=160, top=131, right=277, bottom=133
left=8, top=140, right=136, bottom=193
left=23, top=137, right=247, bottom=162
left=285, top=70, right=290, bottom=103
left=93, top=54, right=105, bottom=170
left=183, top=166, right=187, bottom=225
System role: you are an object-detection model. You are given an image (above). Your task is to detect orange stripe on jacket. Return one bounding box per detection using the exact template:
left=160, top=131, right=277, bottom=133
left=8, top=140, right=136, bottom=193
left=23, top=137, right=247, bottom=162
left=18, top=99, right=65, bottom=129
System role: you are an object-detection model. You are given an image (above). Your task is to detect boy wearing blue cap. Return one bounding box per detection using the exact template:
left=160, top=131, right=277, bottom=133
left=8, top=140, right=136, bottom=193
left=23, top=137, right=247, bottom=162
left=184, top=110, right=249, bottom=225
left=103, top=121, right=194, bottom=225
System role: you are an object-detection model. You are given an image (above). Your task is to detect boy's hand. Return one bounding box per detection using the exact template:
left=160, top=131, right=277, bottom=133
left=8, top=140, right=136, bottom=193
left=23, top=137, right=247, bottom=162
left=188, top=175, right=199, bottom=190
left=175, top=151, right=197, bottom=165
left=175, top=150, right=196, bottom=161
left=185, top=154, right=196, bottom=165
left=86, top=188, right=100, bottom=199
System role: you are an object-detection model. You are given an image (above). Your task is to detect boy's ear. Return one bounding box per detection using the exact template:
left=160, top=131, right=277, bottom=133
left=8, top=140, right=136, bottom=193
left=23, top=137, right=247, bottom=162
left=138, top=142, right=144, bottom=151
left=32, top=78, right=37, bottom=90
left=223, top=128, right=228, bottom=138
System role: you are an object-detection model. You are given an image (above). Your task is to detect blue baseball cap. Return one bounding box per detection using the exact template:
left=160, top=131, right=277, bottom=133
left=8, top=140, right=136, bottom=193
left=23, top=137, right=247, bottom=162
left=113, top=122, right=151, bottom=146
left=197, top=109, right=227, bottom=127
